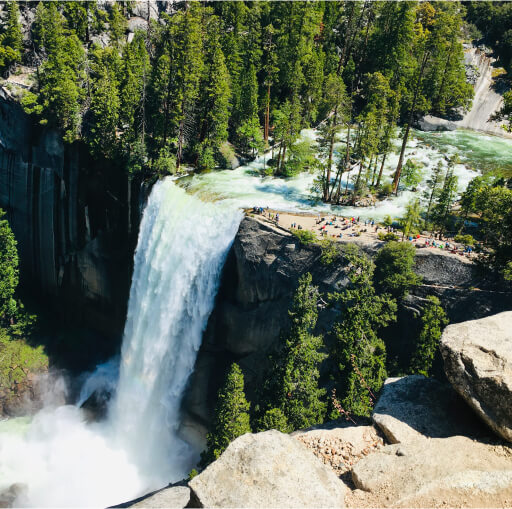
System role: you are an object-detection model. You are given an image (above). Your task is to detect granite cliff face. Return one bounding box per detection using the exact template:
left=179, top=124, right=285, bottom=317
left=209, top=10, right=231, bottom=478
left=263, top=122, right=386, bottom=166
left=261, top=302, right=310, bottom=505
left=182, top=216, right=512, bottom=440
left=0, top=89, right=141, bottom=353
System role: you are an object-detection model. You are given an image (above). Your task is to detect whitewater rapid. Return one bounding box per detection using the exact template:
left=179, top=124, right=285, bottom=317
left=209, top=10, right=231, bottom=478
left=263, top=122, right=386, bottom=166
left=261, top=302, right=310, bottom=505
left=0, top=180, right=242, bottom=507
left=182, top=128, right=512, bottom=220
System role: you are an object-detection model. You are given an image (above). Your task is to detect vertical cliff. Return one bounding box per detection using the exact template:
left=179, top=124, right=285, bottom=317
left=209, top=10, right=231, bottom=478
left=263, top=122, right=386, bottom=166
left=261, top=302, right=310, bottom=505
left=0, top=88, right=141, bottom=347
left=456, top=47, right=511, bottom=138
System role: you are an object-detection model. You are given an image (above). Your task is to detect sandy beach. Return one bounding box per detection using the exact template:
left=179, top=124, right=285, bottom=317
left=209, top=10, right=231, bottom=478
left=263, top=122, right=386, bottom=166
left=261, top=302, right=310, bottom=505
left=248, top=208, right=475, bottom=260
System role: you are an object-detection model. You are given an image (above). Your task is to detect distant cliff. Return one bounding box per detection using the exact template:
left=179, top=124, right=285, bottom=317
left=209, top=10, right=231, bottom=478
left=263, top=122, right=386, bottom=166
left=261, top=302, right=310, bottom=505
left=0, top=88, right=141, bottom=354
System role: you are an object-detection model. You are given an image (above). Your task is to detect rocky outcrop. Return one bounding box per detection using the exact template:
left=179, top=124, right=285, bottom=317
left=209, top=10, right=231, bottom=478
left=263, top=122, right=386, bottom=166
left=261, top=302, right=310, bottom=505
left=0, top=89, right=142, bottom=362
left=416, top=115, right=457, bottom=132
left=440, top=312, right=512, bottom=442
left=188, top=430, right=346, bottom=508
left=351, top=436, right=512, bottom=508
left=182, top=217, right=511, bottom=436
left=372, top=376, right=487, bottom=444
left=126, top=486, right=191, bottom=509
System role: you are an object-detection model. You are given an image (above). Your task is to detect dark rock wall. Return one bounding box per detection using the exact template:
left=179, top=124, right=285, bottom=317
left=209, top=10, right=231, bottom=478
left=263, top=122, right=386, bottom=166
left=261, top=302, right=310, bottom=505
left=182, top=216, right=512, bottom=434
left=0, top=89, right=141, bottom=349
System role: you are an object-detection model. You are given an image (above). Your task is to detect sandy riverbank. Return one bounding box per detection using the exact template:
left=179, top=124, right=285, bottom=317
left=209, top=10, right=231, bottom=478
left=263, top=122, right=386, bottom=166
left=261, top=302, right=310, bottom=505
left=248, top=208, right=475, bottom=261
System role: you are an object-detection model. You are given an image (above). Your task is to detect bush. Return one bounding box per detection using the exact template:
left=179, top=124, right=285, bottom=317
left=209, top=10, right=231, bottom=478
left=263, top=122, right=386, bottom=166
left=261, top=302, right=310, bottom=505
left=320, top=238, right=339, bottom=265
left=0, top=328, right=48, bottom=393
left=377, top=232, right=399, bottom=242
left=257, top=407, right=290, bottom=433
left=291, top=228, right=316, bottom=245
left=454, top=234, right=475, bottom=247
left=380, top=183, right=393, bottom=196
left=374, top=241, right=422, bottom=299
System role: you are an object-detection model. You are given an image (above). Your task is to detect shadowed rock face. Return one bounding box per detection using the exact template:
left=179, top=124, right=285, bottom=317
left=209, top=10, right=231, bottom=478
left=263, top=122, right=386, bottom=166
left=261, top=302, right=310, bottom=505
left=182, top=217, right=511, bottom=438
left=372, top=375, right=489, bottom=444
left=0, top=89, right=142, bottom=364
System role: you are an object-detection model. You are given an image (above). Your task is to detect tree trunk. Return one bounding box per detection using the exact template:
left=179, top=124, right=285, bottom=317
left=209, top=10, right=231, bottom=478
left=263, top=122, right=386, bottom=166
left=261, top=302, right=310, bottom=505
left=352, top=160, right=364, bottom=204
left=376, top=152, right=387, bottom=188
left=264, top=82, right=271, bottom=143
left=332, top=123, right=351, bottom=202
left=392, top=51, right=430, bottom=194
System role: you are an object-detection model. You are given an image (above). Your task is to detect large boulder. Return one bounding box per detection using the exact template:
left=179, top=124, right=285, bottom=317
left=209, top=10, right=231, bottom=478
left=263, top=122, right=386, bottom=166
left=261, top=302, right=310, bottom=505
left=416, top=115, right=457, bottom=132
left=440, top=312, right=512, bottom=442
left=127, top=486, right=190, bottom=508
left=189, top=430, right=346, bottom=508
left=351, top=436, right=512, bottom=508
left=372, top=376, right=487, bottom=444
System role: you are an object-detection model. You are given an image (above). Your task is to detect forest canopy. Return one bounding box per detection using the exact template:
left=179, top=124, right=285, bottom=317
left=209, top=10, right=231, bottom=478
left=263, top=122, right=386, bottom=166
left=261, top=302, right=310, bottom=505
left=0, top=1, right=477, bottom=183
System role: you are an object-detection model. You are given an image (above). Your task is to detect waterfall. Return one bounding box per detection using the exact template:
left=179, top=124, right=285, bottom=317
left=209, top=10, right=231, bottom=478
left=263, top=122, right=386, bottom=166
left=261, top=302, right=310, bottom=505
left=456, top=47, right=512, bottom=138
left=110, top=178, right=242, bottom=483
left=0, top=178, right=242, bottom=507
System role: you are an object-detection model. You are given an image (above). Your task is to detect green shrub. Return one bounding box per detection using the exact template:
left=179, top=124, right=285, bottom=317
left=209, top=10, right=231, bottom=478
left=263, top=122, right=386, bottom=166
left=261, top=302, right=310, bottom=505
left=377, top=232, right=399, bottom=242
left=320, top=238, right=339, bottom=265
left=257, top=407, right=290, bottom=433
left=454, top=234, right=475, bottom=247
left=291, top=228, right=316, bottom=245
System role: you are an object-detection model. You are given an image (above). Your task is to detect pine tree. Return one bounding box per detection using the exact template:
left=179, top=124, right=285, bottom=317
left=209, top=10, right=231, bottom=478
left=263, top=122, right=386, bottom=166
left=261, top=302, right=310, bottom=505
left=331, top=250, right=396, bottom=417
left=202, top=363, right=251, bottom=466
left=87, top=59, right=120, bottom=158
left=196, top=21, right=231, bottom=163
left=0, top=0, right=23, bottom=72
left=424, top=161, right=445, bottom=226
left=260, top=273, right=327, bottom=431
left=120, top=32, right=150, bottom=150
left=374, top=241, right=422, bottom=299
left=401, top=198, right=423, bottom=239
left=317, top=73, right=349, bottom=202
left=431, top=157, right=459, bottom=233
left=0, top=209, right=18, bottom=322
left=410, top=296, right=448, bottom=376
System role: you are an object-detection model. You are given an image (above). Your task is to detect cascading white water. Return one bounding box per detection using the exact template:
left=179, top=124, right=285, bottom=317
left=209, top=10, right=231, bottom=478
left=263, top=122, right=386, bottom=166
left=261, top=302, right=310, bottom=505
left=110, top=178, right=242, bottom=483
left=0, top=179, right=242, bottom=507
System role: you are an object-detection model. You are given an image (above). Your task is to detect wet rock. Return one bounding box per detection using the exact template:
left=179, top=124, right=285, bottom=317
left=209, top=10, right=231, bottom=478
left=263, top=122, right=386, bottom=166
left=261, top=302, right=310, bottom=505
left=0, top=483, right=27, bottom=508
left=416, top=115, right=457, bottom=132
left=80, top=388, right=111, bottom=423
left=189, top=430, right=346, bottom=508
left=440, top=311, right=512, bottom=442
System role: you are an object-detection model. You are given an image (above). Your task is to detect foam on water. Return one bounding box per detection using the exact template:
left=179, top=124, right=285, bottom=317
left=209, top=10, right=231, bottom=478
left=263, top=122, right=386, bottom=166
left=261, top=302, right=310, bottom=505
left=181, top=128, right=503, bottom=220
left=0, top=180, right=242, bottom=507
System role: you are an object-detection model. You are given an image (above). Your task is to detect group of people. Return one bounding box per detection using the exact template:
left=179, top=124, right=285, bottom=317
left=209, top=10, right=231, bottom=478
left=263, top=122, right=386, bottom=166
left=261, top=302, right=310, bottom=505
left=255, top=207, right=476, bottom=258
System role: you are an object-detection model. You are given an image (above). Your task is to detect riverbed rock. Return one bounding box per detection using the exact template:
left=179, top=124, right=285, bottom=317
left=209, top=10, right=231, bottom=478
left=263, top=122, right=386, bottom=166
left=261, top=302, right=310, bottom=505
left=351, top=436, right=512, bottom=507
left=128, top=486, right=190, bottom=508
left=372, top=375, right=486, bottom=444
left=189, top=430, right=346, bottom=508
left=416, top=115, right=457, bottom=132
left=440, top=311, right=512, bottom=442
